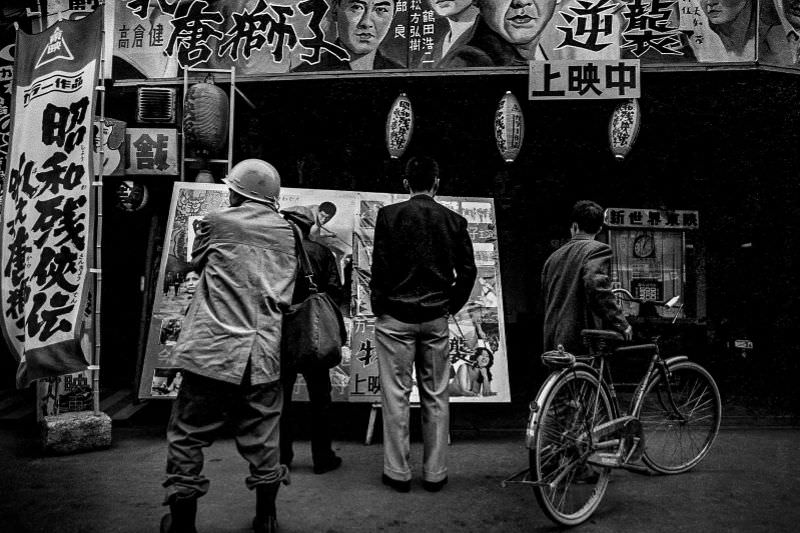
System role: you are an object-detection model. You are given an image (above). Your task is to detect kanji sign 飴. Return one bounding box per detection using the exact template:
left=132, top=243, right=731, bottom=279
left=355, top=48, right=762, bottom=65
left=1, top=10, right=101, bottom=388
left=125, top=127, right=178, bottom=175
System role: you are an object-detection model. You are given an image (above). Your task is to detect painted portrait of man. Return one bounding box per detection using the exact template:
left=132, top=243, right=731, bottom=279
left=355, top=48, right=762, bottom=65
left=761, top=0, right=800, bottom=65
left=292, top=0, right=404, bottom=71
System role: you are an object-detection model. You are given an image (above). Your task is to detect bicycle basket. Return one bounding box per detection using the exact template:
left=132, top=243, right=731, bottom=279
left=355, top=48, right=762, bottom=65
left=541, top=348, right=576, bottom=369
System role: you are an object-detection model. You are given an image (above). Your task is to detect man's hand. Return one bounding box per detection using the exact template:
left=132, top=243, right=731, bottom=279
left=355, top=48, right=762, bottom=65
left=622, top=325, right=633, bottom=341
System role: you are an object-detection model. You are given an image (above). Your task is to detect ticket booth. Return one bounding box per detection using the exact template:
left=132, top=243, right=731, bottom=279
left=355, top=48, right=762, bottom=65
left=603, top=207, right=706, bottom=374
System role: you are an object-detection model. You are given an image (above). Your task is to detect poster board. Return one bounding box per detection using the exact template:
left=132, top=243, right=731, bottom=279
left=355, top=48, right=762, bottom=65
left=138, top=183, right=510, bottom=403
left=113, top=0, right=767, bottom=81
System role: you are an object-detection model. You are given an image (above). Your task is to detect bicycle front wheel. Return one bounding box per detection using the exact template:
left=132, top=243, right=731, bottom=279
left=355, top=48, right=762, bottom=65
left=530, top=369, right=613, bottom=527
left=636, top=361, right=721, bottom=474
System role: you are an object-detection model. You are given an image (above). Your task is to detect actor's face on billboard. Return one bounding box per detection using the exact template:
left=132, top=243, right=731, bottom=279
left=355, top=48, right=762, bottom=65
left=700, top=0, right=747, bottom=25
left=336, top=0, right=396, bottom=56
left=481, top=0, right=558, bottom=45
left=784, top=0, right=800, bottom=29
left=429, top=0, right=474, bottom=18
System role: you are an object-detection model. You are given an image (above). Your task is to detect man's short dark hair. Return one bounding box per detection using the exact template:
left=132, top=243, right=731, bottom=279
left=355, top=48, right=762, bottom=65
left=319, top=202, right=337, bottom=217
left=571, top=200, right=605, bottom=234
left=405, top=156, right=439, bottom=192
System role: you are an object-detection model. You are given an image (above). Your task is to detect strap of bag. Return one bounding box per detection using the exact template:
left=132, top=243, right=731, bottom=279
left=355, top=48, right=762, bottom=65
left=287, top=221, right=319, bottom=294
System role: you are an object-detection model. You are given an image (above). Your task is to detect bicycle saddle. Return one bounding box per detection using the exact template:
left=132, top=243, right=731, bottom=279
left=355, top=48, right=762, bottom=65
left=581, top=329, right=625, bottom=356
left=581, top=329, right=625, bottom=342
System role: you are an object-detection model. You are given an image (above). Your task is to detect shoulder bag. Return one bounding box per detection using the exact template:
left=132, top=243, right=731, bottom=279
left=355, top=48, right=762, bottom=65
left=281, top=222, right=346, bottom=370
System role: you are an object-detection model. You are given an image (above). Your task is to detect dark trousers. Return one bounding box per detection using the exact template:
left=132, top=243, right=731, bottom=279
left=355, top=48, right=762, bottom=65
left=280, top=364, right=335, bottom=467
left=163, top=371, right=288, bottom=503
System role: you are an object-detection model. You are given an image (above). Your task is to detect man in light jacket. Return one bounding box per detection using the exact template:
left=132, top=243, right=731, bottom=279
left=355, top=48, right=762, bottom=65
left=161, top=159, right=297, bottom=533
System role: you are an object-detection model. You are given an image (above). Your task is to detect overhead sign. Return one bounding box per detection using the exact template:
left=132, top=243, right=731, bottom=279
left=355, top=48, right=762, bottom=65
left=112, top=0, right=776, bottom=80
left=604, top=207, right=700, bottom=230
left=529, top=60, right=640, bottom=100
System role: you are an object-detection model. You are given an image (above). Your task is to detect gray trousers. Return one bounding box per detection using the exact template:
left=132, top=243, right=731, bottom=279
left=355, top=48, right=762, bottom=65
left=163, top=371, right=288, bottom=503
left=376, top=314, right=450, bottom=483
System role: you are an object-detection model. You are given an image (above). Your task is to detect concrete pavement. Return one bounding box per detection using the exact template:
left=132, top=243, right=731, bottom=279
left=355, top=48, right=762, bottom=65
left=1, top=425, right=798, bottom=532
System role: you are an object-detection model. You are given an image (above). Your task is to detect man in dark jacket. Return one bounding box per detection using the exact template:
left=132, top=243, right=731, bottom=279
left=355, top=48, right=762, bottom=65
left=279, top=205, right=343, bottom=475
left=370, top=156, right=477, bottom=493
left=541, top=200, right=632, bottom=354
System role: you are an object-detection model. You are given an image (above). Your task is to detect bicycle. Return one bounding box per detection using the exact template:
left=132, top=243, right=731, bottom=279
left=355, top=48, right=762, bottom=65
left=502, top=289, right=722, bottom=526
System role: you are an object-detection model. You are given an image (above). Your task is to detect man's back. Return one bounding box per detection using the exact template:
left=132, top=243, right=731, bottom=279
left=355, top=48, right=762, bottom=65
left=541, top=235, right=628, bottom=354
left=172, top=201, right=297, bottom=384
left=370, top=195, right=476, bottom=323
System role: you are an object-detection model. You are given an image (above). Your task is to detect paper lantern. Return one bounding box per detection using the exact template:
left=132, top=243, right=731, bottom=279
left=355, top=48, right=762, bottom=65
left=184, top=79, right=229, bottom=155
left=386, top=93, right=414, bottom=159
left=494, top=91, right=525, bottom=163
left=609, top=98, right=641, bottom=162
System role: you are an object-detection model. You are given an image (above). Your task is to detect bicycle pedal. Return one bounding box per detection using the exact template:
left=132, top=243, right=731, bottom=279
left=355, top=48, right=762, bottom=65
left=588, top=452, right=621, bottom=468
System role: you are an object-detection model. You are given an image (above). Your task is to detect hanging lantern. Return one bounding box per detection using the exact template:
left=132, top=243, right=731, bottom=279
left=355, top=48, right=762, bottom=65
left=609, top=98, right=641, bottom=162
left=184, top=77, right=229, bottom=156
left=494, top=91, right=525, bottom=164
left=194, top=169, right=215, bottom=183
left=386, top=93, right=414, bottom=159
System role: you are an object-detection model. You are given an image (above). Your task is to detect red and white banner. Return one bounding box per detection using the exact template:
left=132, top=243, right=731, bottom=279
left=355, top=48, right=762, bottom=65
left=1, top=9, right=102, bottom=388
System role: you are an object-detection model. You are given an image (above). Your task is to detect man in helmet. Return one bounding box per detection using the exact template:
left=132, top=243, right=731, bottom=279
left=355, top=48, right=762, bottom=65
left=161, top=159, right=297, bottom=533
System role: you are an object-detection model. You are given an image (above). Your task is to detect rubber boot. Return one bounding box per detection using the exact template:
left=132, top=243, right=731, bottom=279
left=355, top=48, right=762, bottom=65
left=252, top=483, right=280, bottom=533
left=160, top=497, right=198, bottom=533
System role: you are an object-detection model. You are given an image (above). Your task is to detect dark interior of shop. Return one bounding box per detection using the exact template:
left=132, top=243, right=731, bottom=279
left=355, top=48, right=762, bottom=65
left=2, top=68, right=800, bottom=422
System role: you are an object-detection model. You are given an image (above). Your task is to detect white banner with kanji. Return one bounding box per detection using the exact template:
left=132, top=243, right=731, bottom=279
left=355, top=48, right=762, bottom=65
left=1, top=9, right=101, bottom=388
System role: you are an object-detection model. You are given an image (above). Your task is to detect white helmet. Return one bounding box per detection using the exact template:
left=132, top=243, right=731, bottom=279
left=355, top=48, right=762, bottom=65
left=223, top=159, right=281, bottom=204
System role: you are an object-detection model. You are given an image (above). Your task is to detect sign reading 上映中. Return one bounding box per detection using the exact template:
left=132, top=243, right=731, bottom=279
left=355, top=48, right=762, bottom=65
left=529, top=60, right=640, bottom=100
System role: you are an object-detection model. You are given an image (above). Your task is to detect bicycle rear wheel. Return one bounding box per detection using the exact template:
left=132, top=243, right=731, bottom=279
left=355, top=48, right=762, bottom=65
left=530, top=369, right=613, bottom=527
left=636, top=361, right=721, bottom=474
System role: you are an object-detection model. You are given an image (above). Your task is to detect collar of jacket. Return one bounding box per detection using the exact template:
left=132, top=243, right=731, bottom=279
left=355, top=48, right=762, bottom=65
left=244, top=198, right=279, bottom=212
left=570, top=234, right=595, bottom=241
left=409, top=193, right=436, bottom=201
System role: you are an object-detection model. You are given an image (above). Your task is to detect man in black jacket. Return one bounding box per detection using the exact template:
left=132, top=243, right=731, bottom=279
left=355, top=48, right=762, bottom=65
left=370, top=156, right=477, bottom=493
left=279, top=205, right=343, bottom=475
left=541, top=200, right=632, bottom=354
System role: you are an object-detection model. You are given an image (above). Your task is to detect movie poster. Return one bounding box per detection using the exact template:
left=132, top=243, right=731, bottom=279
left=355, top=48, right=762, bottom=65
left=0, top=10, right=102, bottom=388
left=113, top=0, right=765, bottom=81
left=138, top=183, right=510, bottom=404
left=348, top=195, right=509, bottom=403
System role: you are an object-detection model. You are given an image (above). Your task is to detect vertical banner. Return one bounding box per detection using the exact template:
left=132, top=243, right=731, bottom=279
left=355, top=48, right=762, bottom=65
left=0, top=22, right=14, bottom=180
left=139, top=184, right=510, bottom=404
left=43, top=0, right=115, bottom=79
left=1, top=9, right=102, bottom=388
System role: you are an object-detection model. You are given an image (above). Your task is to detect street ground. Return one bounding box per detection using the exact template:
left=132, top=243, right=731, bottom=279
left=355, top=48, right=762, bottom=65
left=0, top=424, right=798, bottom=533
